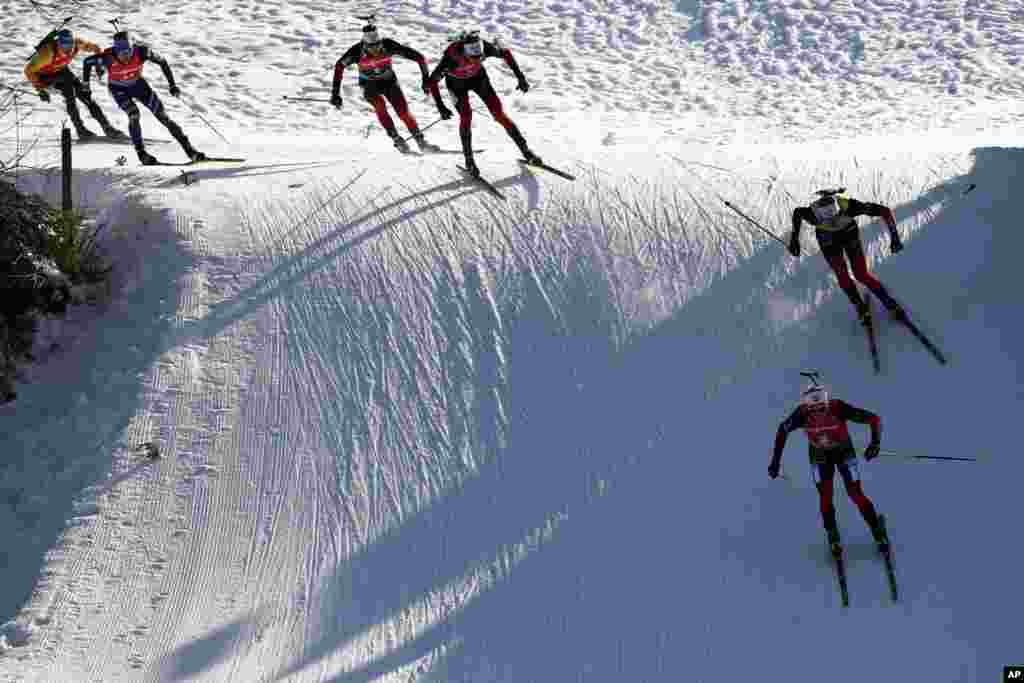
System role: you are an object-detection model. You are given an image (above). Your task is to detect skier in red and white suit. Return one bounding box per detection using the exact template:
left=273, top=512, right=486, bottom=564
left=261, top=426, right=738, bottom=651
left=332, top=24, right=447, bottom=155
left=424, top=30, right=540, bottom=177
left=769, top=381, right=889, bottom=556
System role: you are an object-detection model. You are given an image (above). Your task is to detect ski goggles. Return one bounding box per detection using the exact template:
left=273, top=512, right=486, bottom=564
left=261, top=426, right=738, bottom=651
left=463, top=39, right=483, bottom=57
left=56, top=34, right=74, bottom=51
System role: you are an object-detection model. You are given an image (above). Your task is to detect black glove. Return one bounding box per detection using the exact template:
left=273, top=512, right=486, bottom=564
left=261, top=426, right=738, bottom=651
left=516, top=77, right=530, bottom=93
left=890, top=237, right=904, bottom=254
left=169, top=85, right=181, bottom=98
left=437, top=103, right=453, bottom=120
left=38, top=89, right=50, bottom=103
left=768, top=460, right=781, bottom=479
left=864, top=442, right=880, bottom=461
left=788, top=239, right=800, bottom=258
left=330, top=94, right=342, bottom=109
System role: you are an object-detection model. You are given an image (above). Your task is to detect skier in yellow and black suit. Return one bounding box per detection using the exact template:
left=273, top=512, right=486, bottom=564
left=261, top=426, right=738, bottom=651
left=24, top=29, right=125, bottom=140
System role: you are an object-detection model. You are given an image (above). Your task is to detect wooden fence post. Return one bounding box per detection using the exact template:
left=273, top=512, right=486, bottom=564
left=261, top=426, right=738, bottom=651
left=61, top=127, right=72, bottom=212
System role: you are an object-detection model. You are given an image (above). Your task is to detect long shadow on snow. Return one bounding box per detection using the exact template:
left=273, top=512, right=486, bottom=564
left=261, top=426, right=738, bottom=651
left=170, top=171, right=534, bottom=349
left=262, top=161, right=989, bottom=681
left=0, top=197, right=187, bottom=626
left=151, top=159, right=346, bottom=187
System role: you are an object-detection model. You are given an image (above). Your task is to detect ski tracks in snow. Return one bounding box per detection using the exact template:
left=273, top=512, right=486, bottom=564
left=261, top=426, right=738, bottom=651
left=10, top=207, right=332, bottom=681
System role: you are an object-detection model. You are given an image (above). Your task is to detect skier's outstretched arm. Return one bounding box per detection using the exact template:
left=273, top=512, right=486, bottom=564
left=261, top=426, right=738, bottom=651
left=82, top=53, right=104, bottom=85
left=846, top=199, right=902, bottom=251
left=386, top=39, right=443, bottom=101
left=331, top=44, right=361, bottom=105
left=789, top=207, right=814, bottom=257
left=142, top=47, right=179, bottom=93
left=835, top=399, right=882, bottom=458
left=489, top=40, right=529, bottom=91
left=426, top=50, right=455, bottom=85
left=769, top=407, right=803, bottom=478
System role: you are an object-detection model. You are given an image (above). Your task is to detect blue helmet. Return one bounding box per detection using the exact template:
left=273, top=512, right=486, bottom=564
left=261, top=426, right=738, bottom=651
left=55, top=29, right=74, bottom=51
left=112, top=31, right=132, bottom=58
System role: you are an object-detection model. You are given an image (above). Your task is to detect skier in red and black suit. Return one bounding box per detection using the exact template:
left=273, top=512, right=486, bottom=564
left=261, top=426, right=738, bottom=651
left=424, top=30, right=540, bottom=177
left=789, top=189, right=906, bottom=326
left=83, top=31, right=205, bottom=166
left=769, top=379, right=889, bottom=557
left=331, top=23, right=446, bottom=154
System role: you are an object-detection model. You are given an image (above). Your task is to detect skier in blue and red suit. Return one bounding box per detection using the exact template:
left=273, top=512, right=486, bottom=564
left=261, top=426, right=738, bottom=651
left=424, top=30, right=540, bottom=177
left=789, top=189, right=907, bottom=325
left=769, top=380, right=889, bottom=558
left=83, top=31, right=205, bottom=166
left=331, top=23, right=446, bottom=154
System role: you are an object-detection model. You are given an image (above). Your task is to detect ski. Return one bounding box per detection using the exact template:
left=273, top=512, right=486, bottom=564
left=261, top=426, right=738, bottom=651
left=398, top=148, right=484, bottom=157
left=422, top=148, right=484, bottom=155
left=457, top=166, right=506, bottom=200
left=829, top=541, right=850, bottom=608
left=877, top=515, right=899, bottom=602
left=861, top=298, right=881, bottom=375
left=149, top=157, right=247, bottom=167
left=79, top=136, right=169, bottom=145
left=894, top=314, right=947, bottom=366
left=518, top=158, right=576, bottom=181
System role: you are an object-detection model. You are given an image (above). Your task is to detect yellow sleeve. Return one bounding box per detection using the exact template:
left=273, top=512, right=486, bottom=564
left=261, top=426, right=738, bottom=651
left=23, top=45, right=55, bottom=89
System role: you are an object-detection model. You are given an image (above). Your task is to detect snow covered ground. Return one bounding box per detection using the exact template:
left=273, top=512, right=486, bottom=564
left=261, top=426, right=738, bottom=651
left=1, top=0, right=1022, bottom=681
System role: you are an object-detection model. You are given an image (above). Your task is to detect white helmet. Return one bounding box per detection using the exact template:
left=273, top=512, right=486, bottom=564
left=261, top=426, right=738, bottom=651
left=800, top=382, right=830, bottom=410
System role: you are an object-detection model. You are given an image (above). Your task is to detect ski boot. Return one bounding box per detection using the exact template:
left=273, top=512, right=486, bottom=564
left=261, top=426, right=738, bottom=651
left=855, top=301, right=872, bottom=327
left=521, top=149, right=543, bottom=166
left=103, top=125, right=128, bottom=140
left=463, top=156, right=480, bottom=178
left=136, top=147, right=159, bottom=166
left=186, top=147, right=207, bottom=163
left=871, top=515, right=890, bottom=554
left=76, top=126, right=98, bottom=141
left=826, top=526, right=842, bottom=560
left=413, top=133, right=440, bottom=154
left=389, top=131, right=412, bottom=155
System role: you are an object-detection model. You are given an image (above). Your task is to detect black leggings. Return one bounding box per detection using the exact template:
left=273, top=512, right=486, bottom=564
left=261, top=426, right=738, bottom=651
left=37, top=68, right=110, bottom=130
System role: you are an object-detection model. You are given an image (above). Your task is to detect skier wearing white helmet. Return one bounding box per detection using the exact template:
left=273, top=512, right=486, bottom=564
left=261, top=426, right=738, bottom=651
left=423, top=30, right=539, bottom=177
left=331, top=19, right=446, bottom=155
left=769, top=374, right=889, bottom=558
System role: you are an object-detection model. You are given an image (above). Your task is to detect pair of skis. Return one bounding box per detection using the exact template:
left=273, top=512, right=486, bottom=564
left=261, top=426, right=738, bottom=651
left=861, top=296, right=947, bottom=374
left=458, top=158, right=576, bottom=200
left=829, top=515, right=898, bottom=608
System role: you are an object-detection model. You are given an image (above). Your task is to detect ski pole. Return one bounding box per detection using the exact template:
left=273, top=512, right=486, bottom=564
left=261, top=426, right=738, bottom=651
left=398, top=116, right=443, bottom=143
left=878, top=450, right=978, bottom=462
left=1, top=84, right=39, bottom=97
left=180, top=97, right=230, bottom=145
left=723, top=200, right=789, bottom=248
